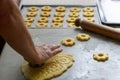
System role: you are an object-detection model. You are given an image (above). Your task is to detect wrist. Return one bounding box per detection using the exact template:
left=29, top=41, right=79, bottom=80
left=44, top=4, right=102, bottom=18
left=23, top=51, right=41, bottom=64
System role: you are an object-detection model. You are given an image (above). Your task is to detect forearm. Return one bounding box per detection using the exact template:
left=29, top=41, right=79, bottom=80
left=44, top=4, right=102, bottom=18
left=0, top=0, right=40, bottom=63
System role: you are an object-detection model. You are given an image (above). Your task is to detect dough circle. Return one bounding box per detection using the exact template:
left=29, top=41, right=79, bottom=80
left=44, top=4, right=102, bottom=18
left=38, top=17, right=48, bottom=23
left=25, top=22, right=32, bottom=27
left=28, top=7, right=39, bottom=12
left=69, top=12, right=79, bottom=17
left=61, top=37, right=75, bottom=46
left=84, top=17, right=95, bottom=22
left=83, top=7, right=94, bottom=12
left=52, top=17, right=64, bottom=23
left=27, top=12, right=37, bottom=17
left=40, top=12, right=51, bottom=17
left=56, top=6, right=66, bottom=12
left=67, top=17, right=77, bottom=23
left=70, top=7, right=80, bottom=12
left=21, top=53, right=74, bottom=80
left=83, top=12, right=94, bottom=17
left=24, top=17, right=34, bottom=23
left=54, top=12, right=65, bottom=17
left=51, top=23, right=63, bottom=28
left=76, top=33, right=90, bottom=41
left=36, top=23, right=48, bottom=28
left=41, top=6, right=52, bottom=11
left=68, top=23, right=76, bottom=28
left=93, top=52, right=109, bottom=62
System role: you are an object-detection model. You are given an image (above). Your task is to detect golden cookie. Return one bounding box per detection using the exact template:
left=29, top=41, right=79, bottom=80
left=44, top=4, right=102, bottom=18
left=51, top=23, right=63, bottom=28
left=54, top=12, right=65, bottom=17
left=76, top=33, right=90, bottom=41
left=66, top=17, right=77, bottom=23
left=40, top=12, right=51, bottom=17
left=25, top=22, right=32, bottom=27
left=28, top=7, right=39, bottom=12
left=69, top=12, right=79, bottom=17
left=56, top=6, right=66, bottom=12
left=24, top=17, right=34, bottom=23
left=84, top=17, right=95, bottom=22
left=83, top=7, right=94, bottom=12
left=26, top=12, right=37, bottom=17
left=70, top=7, right=80, bottom=12
left=21, top=53, right=74, bottom=80
left=52, top=17, right=64, bottom=23
left=36, top=23, right=47, bottom=28
left=68, top=23, right=76, bottom=28
left=83, top=12, right=94, bottom=17
left=41, top=6, right=52, bottom=11
left=38, top=17, right=48, bottom=23
left=61, top=37, right=75, bottom=46
left=93, top=52, right=109, bottom=62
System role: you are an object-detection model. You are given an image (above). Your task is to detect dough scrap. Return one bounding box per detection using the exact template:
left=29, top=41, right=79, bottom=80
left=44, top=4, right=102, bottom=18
left=21, top=53, right=74, bottom=80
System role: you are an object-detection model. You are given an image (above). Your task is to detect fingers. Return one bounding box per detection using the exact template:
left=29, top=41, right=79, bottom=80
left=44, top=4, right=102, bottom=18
left=51, top=48, right=63, bottom=56
left=36, top=43, right=63, bottom=58
left=48, top=44, right=61, bottom=50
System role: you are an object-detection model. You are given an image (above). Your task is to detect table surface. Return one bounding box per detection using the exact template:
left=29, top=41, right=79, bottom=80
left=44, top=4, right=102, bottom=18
left=0, top=29, right=120, bottom=80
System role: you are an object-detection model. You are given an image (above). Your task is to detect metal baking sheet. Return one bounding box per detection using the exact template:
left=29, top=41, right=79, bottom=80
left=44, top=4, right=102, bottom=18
left=0, top=29, right=120, bottom=80
left=97, top=0, right=120, bottom=25
left=20, top=5, right=101, bottom=28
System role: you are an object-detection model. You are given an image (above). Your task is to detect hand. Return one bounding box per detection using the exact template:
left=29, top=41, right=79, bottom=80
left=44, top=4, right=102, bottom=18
left=35, top=43, right=63, bottom=64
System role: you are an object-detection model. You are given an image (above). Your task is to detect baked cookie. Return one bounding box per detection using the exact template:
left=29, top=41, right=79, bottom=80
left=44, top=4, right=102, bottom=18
left=56, top=6, right=66, bottom=12
left=51, top=23, right=63, bottom=28
left=76, top=33, right=90, bottom=41
left=54, top=12, right=65, bottom=17
left=68, top=23, right=76, bottom=28
left=93, top=52, right=109, bottom=62
left=26, top=12, right=37, bottom=17
left=61, top=37, right=75, bottom=46
left=36, top=23, right=48, bottom=28
left=41, top=6, right=52, bottom=11
left=24, top=17, right=34, bottom=23
left=70, top=7, right=80, bottom=12
left=38, top=17, right=48, bottom=23
left=84, top=17, right=95, bottom=22
left=66, top=17, right=77, bottom=23
left=25, top=22, right=32, bottom=27
left=83, top=12, right=94, bottom=17
left=40, top=12, right=51, bottom=17
left=69, top=12, right=79, bottom=17
left=52, top=17, right=64, bottom=23
left=28, top=7, right=39, bottom=12
left=83, top=7, right=94, bottom=12
left=21, top=53, right=74, bottom=80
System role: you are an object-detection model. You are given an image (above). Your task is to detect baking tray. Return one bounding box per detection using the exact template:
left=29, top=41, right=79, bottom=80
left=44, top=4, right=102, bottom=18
left=20, top=5, right=101, bottom=28
left=0, top=29, right=120, bottom=80
left=97, top=0, right=120, bottom=25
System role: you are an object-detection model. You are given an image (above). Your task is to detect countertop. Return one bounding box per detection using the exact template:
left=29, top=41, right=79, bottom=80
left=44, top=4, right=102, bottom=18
left=0, top=29, right=120, bottom=80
